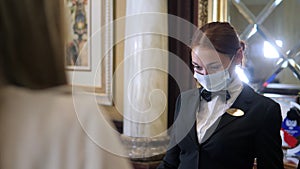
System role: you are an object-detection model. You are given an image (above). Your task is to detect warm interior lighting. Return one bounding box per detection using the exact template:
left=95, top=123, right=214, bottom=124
left=263, top=40, right=283, bottom=58
left=276, top=58, right=284, bottom=65
left=274, top=0, right=283, bottom=6
left=247, top=24, right=257, bottom=39
left=281, top=60, right=288, bottom=68
left=235, top=66, right=249, bottom=83
left=288, top=59, right=296, bottom=67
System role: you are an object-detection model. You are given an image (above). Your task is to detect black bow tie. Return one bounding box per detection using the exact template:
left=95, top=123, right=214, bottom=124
left=199, top=88, right=231, bottom=102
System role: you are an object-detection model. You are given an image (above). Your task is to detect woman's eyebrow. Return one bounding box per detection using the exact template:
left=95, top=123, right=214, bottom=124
left=206, top=61, right=222, bottom=67
left=192, top=61, right=200, bottom=66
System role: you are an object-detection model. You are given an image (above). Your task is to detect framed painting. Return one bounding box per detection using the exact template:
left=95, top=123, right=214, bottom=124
left=66, top=0, right=91, bottom=70
left=65, top=0, right=113, bottom=105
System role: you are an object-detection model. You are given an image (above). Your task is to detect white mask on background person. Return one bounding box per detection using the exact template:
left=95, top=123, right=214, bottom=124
left=193, top=56, right=236, bottom=92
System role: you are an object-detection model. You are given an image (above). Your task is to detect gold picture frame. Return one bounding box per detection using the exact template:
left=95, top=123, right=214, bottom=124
left=66, top=0, right=113, bottom=105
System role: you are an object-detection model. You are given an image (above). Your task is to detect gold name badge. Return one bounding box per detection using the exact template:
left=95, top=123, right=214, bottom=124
left=226, top=108, right=244, bottom=117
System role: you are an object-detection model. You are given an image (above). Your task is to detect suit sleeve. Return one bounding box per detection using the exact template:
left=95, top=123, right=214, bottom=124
left=157, top=144, right=181, bottom=169
left=157, top=96, right=182, bottom=169
left=254, top=102, right=284, bottom=169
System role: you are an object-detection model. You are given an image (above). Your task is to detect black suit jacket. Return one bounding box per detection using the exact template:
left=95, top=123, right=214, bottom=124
left=158, top=84, right=284, bottom=169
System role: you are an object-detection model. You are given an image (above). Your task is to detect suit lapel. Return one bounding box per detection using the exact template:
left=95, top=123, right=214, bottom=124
left=174, top=89, right=199, bottom=145
left=186, top=90, right=200, bottom=145
left=201, top=84, right=254, bottom=144
left=189, top=122, right=198, bottom=146
left=176, top=85, right=255, bottom=146
left=200, top=116, right=222, bottom=144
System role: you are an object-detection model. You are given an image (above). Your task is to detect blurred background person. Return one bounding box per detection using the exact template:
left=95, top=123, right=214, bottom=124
left=0, top=0, right=132, bottom=168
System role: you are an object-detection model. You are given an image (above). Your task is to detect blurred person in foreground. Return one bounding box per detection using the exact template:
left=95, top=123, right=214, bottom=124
left=158, top=22, right=284, bottom=169
left=0, top=0, right=132, bottom=168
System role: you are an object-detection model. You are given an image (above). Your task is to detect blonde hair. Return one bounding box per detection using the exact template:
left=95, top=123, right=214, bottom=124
left=0, top=0, right=67, bottom=89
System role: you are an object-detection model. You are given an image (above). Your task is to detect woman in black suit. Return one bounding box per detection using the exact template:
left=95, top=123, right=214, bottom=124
left=158, top=22, right=284, bottom=169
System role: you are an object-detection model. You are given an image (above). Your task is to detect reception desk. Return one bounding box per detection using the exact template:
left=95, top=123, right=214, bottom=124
left=252, top=160, right=297, bottom=169
left=131, top=159, right=298, bottom=169
left=283, top=162, right=297, bottom=169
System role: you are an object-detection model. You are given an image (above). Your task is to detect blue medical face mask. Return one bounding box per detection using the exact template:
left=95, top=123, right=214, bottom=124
left=194, top=56, right=235, bottom=92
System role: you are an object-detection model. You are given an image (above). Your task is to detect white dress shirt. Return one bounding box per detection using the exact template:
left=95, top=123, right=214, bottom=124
left=196, top=73, right=243, bottom=143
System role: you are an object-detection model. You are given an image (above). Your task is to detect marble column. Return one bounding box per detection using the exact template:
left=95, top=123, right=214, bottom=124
left=122, top=0, right=169, bottom=160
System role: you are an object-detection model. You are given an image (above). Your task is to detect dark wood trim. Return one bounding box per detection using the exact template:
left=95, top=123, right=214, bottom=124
left=167, top=0, right=202, bottom=127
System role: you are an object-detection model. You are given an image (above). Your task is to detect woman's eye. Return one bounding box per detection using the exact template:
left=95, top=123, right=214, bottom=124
left=193, top=65, right=202, bottom=70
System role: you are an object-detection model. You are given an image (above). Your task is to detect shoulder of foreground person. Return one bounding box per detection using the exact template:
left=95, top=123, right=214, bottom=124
left=54, top=86, right=134, bottom=169
left=0, top=85, right=133, bottom=169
